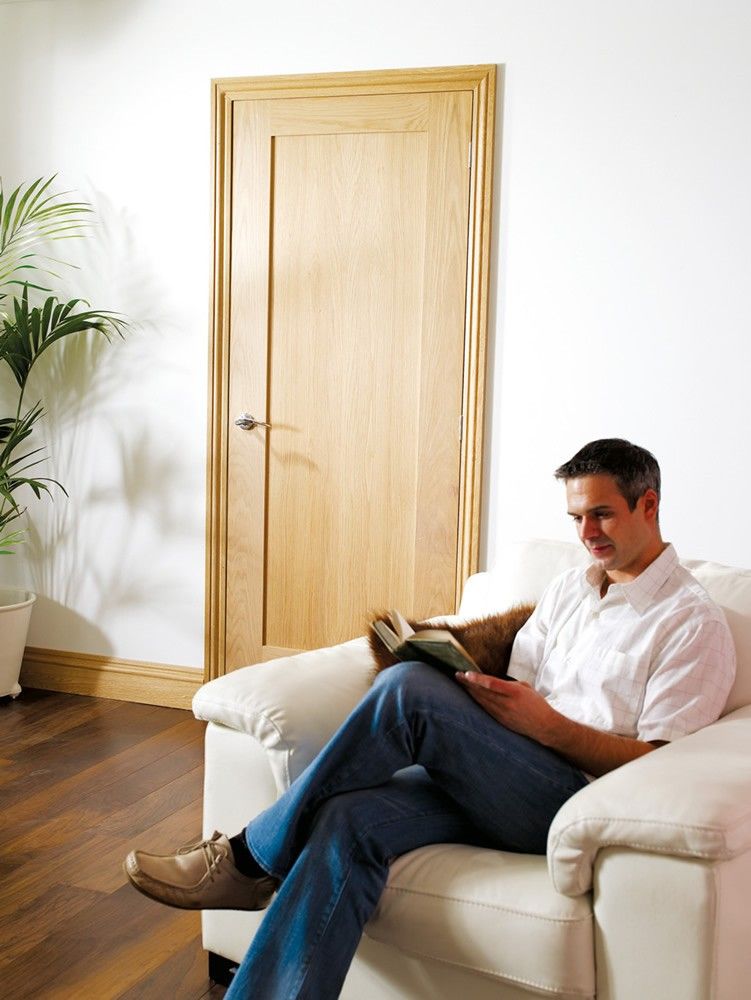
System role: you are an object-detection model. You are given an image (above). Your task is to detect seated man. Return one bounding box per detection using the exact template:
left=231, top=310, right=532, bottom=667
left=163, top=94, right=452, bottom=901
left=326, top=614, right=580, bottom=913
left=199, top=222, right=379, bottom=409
left=124, top=438, right=736, bottom=1000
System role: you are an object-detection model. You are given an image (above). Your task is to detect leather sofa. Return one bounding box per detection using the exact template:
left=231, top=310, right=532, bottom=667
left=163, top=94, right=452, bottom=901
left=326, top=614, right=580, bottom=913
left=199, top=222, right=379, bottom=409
left=193, top=539, right=751, bottom=998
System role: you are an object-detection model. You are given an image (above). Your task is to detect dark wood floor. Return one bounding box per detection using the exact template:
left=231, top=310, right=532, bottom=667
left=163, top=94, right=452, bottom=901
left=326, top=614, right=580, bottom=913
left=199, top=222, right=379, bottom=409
left=0, top=688, right=227, bottom=999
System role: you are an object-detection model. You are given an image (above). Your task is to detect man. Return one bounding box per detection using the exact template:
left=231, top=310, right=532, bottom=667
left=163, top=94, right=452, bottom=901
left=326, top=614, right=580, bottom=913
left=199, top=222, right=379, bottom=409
left=125, top=439, right=736, bottom=999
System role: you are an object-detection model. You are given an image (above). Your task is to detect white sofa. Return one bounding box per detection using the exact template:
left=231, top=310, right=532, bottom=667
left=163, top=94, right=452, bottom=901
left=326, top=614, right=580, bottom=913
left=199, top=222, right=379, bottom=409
left=193, top=539, right=751, bottom=999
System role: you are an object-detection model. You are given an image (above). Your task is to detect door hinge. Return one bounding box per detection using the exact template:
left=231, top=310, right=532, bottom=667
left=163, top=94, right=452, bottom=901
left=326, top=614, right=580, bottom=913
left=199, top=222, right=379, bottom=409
left=468, top=140, right=472, bottom=170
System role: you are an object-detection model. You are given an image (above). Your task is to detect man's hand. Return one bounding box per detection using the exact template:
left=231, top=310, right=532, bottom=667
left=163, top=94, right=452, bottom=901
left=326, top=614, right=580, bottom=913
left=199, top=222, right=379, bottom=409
left=454, top=673, right=559, bottom=743
left=455, top=671, right=664, bottom=777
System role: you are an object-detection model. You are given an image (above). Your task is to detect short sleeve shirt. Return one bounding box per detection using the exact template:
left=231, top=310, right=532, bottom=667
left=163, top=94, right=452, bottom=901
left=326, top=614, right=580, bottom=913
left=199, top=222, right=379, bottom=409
left=507, top=544, right=736, bottom=742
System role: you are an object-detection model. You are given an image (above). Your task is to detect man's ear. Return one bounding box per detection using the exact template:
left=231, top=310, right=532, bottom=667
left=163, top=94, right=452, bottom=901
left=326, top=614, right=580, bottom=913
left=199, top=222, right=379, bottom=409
left=641, top=488, right=659, bottom=521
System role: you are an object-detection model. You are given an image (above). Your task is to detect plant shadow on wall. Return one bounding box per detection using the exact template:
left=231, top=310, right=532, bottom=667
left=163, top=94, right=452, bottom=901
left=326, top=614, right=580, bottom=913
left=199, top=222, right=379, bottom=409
left=23, top=340, right=194, bottom=640
left=0, top=178, right=199, bottom=652
left=0, top=177, right=126, bottom=553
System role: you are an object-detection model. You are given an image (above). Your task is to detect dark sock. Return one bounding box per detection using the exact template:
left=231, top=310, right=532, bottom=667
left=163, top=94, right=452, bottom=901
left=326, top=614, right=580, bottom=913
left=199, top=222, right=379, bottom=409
left=228, top=831, right=266, bottom=878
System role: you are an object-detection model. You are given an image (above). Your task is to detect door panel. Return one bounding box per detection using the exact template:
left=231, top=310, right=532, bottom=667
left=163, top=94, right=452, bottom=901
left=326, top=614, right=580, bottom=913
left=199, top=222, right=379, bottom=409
left=209, top=68, right=496, bottom=675
left=265, top=129, right=427, bottom=651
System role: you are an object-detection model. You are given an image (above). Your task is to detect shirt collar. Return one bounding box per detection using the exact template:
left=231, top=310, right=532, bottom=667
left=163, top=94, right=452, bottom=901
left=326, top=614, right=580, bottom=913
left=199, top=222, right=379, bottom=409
left=583, top=543, right=679, bottom=614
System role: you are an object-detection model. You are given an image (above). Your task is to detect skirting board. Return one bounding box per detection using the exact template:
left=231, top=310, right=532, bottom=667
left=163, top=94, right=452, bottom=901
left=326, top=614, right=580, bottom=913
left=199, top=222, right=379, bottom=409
left=20, top=647, right=203, bottom=710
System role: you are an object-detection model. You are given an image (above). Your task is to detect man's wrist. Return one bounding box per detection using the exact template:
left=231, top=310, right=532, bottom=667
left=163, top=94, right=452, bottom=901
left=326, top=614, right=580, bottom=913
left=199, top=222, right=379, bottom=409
left=541, top=707, right=579, bottom=754
left=540, top=709, right=656, bottom=777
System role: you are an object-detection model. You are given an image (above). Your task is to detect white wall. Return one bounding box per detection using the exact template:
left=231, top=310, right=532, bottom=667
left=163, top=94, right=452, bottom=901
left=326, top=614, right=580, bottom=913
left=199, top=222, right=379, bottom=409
left=1, top=0, right=749, bottom=670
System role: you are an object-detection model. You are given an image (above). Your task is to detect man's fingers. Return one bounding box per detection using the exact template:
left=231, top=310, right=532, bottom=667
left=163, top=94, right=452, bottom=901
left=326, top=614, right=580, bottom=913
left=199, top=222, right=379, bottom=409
left=455, top=672, right=516, bottom=693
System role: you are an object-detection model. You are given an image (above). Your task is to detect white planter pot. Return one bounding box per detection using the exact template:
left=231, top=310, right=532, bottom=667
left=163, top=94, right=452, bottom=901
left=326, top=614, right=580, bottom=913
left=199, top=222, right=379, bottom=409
left=0, top=589, right=36, bottom=699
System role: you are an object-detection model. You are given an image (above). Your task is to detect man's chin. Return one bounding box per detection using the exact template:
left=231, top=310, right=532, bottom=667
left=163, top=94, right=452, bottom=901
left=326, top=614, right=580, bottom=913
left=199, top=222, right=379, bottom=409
left=588, top=544, right=616, bottom=565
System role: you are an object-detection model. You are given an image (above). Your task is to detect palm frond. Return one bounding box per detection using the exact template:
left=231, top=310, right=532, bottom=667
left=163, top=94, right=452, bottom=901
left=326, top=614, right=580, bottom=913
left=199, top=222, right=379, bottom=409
left=0, top=287, right=127, bottom=390
left=0, top=401, right=45, bottom=458
left=0, top=529, right=26, bottom=555
left=0, top=417, right=15, bottom=445
left=0, top=175, right=92, bottom=297
left=0, top=403, right=58, bottom=530
left=0, top=460, right=60, bottom=510
left=0, top=176, right=128, bottom=555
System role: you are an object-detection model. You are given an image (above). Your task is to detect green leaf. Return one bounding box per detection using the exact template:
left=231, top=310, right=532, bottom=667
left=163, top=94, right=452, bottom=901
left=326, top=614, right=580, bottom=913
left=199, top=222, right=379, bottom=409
left=0, top=176, right=93, bottom=299
left=0, top=288, right=127, bottom=389
left=0, top=176, right=129, bottom=553
left=0, top=528, right=26, bottom=554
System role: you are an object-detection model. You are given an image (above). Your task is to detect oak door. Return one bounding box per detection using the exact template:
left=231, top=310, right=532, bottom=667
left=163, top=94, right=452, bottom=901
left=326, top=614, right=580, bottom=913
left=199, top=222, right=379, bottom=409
left=207, top=68, right=496, bottom=675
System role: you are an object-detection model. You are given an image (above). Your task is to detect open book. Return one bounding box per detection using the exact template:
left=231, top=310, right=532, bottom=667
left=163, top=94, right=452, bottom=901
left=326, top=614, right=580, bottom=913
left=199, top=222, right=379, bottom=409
left=371, top=610, right=484, bottom=679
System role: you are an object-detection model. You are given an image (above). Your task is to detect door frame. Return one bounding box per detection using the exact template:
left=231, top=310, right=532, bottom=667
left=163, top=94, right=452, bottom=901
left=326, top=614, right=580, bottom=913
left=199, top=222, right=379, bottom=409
left=205, top=65, right=497, bottom=681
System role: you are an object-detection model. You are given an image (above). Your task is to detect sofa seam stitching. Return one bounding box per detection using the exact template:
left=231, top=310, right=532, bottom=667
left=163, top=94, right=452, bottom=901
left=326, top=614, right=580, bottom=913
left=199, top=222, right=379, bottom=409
left=365, top=931, right=594, bottom=997
left=550, top=839, right=736, bottom=895
left=382, top=884, right=592, bottom=925
left=553, top=814, right=750, bottom=838
left=710, top=861, right=720, bottom=998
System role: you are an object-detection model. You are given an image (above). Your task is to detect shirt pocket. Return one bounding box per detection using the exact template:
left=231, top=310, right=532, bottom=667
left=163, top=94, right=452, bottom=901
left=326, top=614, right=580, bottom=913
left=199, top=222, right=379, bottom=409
left=591, top=647, right=650, bottom=736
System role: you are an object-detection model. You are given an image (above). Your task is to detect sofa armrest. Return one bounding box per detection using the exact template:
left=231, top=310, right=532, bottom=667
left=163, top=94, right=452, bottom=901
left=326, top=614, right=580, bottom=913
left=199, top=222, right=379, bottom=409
left=548, top=704, right=751, bottom=896
left=193, top=637, right=374, bottom=793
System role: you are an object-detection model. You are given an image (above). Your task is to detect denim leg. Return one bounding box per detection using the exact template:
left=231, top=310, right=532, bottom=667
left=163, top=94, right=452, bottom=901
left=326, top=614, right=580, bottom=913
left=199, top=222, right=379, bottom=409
left=230, top=662, right=589, bottom=1000
left=226, top=769, right=489, bottom=1000
left=246, top=661, right=588, bottom=876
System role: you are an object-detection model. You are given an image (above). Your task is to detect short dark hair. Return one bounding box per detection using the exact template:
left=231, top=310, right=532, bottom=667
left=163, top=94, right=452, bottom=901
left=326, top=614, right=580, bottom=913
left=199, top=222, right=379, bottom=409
left=554, top=438, right=661, bottom=510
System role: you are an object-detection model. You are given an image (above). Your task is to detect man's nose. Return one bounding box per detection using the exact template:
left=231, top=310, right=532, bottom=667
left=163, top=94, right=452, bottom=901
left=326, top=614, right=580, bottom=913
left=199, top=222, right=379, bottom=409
left=580, top=517, right=601, bottom=540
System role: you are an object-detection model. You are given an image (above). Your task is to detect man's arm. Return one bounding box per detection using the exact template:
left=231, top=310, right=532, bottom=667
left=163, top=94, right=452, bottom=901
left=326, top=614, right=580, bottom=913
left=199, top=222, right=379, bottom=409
left=455, top=672, right=666, bottom=777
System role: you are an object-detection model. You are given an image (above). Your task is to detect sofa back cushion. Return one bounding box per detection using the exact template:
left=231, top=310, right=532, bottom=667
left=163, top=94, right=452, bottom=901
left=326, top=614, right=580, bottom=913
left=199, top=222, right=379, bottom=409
left=460, top=539, right=751, bottom=714
left=682, top=559, right=751, bottom=712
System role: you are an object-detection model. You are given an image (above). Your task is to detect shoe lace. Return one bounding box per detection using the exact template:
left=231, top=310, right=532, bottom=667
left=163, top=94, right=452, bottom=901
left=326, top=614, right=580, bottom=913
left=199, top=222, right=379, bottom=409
left=176, top=837, right=205, bottom=855
left=172, top=831, right=227, bottom=882
left=199, top=833, right=227, bottom=881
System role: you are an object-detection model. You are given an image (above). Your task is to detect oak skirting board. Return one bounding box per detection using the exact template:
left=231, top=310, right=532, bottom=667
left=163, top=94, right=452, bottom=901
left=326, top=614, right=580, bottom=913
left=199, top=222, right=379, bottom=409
left=20, top=647, right=203, bottom=710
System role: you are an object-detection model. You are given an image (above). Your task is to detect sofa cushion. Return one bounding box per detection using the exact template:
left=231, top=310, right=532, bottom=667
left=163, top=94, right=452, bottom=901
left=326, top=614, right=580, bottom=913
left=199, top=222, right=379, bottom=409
left=548, top=703, right=751, bottom=897
left=193, top=638, right=374, bottom=790
left=367, top=843, right=594, bottom=999
left=682, top=559, right=751, bottom=713
left=459, top=540, right=589, bottom=615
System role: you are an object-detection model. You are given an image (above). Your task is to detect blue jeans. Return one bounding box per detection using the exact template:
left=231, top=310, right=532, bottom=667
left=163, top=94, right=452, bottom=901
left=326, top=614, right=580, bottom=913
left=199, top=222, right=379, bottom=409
left=225, top=662, right=588, bottom=1000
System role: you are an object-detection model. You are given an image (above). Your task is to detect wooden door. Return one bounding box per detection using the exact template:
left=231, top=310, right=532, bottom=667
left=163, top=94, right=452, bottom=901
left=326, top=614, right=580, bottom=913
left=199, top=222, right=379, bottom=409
left=207, top=67, right=496, bottom=677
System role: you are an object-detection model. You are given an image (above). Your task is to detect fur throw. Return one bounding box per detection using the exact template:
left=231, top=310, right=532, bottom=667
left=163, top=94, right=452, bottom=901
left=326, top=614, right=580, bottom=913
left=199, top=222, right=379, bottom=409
left=368, top=603, right=536, bottom=680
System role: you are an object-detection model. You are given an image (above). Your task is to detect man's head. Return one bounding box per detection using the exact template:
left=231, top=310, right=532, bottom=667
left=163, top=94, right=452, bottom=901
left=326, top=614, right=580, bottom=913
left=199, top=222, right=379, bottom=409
left=554, top=439, right=664, bottom=582
left=554, top=438, right=661, bottom=510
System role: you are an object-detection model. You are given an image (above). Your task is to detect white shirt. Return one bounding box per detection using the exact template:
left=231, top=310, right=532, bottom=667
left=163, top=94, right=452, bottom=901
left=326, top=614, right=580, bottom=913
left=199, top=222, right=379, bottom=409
left=507, top=544, right=736, bottom=743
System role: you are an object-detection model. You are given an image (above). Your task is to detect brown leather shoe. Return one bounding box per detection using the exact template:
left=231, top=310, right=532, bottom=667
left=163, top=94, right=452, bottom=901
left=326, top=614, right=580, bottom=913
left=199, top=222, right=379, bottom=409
left=123, top=831, right=277, bottom=911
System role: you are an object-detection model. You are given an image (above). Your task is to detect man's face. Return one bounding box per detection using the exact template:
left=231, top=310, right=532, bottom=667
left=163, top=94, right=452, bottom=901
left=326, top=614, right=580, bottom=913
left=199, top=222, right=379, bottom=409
left=565, top=474, right=660, bottom=582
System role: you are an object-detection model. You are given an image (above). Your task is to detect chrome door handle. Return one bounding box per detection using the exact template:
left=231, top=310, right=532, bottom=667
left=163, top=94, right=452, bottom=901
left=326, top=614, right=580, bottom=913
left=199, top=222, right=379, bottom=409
left=234, top=412, right=271, bottom=431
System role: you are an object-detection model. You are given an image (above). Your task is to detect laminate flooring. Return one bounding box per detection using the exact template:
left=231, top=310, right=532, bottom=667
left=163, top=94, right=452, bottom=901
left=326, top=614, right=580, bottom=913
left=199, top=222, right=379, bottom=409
left=0, top=687, right=227, bottom=999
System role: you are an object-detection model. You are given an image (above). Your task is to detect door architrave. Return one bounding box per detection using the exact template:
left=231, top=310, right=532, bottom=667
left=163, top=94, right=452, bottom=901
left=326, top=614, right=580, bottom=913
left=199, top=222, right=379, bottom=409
left=205, top=65, right=497, bottom=681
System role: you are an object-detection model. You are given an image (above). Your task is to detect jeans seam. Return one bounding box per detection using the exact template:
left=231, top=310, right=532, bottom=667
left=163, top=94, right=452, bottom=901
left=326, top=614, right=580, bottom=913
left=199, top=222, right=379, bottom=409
left=289, top=806, right=458, bottom=1000
left=288, top=862, right=354, bottom=1000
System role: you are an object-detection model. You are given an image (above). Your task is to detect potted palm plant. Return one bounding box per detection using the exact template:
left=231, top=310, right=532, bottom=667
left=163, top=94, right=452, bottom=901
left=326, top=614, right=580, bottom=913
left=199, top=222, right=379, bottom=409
left=0, top=176, right=126, bottom=698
